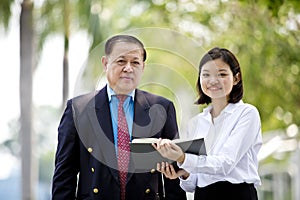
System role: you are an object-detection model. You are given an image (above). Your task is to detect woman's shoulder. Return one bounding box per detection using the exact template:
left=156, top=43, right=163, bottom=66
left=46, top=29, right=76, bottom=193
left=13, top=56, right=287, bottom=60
left=232, top=100, right=259, bottom=111
left=231, top=101, right=260, bottom=117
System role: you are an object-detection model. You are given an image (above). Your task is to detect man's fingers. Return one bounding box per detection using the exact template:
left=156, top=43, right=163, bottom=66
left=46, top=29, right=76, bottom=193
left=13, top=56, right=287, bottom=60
left=169, top=164, right=176, bottom=175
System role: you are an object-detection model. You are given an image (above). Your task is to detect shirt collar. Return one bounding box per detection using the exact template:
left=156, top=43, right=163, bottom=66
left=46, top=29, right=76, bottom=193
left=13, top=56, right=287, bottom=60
left=106, top=84, right=135, bottom=102
left=203, top=100, right=244, bottom=116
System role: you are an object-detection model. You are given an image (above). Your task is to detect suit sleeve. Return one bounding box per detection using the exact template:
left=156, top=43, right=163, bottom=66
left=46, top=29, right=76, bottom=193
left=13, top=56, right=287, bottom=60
left=52, top=100, right=79, bottom=199
left=162, top=102, right=187, bottom=200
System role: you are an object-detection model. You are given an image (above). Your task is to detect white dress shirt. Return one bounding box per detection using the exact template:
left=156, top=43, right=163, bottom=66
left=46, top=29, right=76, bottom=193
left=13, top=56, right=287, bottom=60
left=178, top=100, right=262, bottom=192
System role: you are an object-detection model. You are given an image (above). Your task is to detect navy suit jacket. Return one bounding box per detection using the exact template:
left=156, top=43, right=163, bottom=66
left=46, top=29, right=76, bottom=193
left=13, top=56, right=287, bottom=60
left=52, top=86, right=187, bottom=200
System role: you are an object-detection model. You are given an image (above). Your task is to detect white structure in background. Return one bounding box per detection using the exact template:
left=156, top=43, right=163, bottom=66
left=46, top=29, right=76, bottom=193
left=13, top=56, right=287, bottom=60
left=258, top=124, right=300, bottom=200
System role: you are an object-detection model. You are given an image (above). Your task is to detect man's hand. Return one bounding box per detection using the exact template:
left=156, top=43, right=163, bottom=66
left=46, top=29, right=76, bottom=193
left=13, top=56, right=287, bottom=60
left=156, top=162, right=190, bottom=180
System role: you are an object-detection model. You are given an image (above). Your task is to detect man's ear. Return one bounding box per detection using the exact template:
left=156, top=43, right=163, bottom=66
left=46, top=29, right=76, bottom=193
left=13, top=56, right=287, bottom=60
left=233, top=72, right=241, bottom=85
left=101, top=56, right=108, bottom=71
left=141, top=62, right=145, bottom=71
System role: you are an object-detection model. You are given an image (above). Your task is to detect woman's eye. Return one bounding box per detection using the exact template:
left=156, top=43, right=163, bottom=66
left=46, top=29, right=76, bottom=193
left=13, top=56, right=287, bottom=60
left=218, top=73, right=228, bottom=77
left=201, top=73, right=209, bottom=77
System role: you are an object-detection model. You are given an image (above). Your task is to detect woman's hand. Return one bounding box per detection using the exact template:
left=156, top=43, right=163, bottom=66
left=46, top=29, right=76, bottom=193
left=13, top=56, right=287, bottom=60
left=152, top=138, right=185, bottom=163
left=157, top=162, right=190, bottom=180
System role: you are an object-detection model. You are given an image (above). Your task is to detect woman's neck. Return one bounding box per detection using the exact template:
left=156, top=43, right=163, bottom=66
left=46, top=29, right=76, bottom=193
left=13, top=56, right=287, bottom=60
left=211, top=99, right=228, bottom=118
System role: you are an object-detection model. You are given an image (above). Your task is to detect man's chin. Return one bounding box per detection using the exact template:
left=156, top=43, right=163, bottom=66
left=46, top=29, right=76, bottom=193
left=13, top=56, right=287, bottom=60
left=116, top=86, right=135, bottom=94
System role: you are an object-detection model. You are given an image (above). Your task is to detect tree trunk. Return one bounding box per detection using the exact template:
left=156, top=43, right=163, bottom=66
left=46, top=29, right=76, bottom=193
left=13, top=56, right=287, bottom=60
left=62, top=0, right=70, bottom=109
left=62, top=36, right=69, bottom=109
left=20, top=1, right=37, bottom=200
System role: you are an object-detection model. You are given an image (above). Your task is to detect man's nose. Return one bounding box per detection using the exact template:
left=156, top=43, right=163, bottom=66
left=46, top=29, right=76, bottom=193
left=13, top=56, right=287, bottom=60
left=123, top=62, right=133, bottom=72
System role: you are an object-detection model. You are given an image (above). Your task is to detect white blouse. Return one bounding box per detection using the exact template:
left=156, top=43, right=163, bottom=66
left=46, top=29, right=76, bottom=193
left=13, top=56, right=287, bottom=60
left=178, top=100, right=262, bottom=192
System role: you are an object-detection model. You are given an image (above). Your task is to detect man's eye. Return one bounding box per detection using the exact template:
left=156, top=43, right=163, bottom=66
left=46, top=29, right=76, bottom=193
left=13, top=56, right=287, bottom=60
left=117, top=60, right=126, bottom=64
left=132, top=61, right=140, bottom=66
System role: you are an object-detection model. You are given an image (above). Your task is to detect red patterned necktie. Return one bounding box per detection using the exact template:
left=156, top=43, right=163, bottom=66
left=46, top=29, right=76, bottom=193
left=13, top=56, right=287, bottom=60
left=116, top=95, right=130, bottom=200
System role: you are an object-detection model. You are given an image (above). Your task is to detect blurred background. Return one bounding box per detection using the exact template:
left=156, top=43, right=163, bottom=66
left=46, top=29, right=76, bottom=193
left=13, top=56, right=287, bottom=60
left=1, top=0, right=300, bottom=199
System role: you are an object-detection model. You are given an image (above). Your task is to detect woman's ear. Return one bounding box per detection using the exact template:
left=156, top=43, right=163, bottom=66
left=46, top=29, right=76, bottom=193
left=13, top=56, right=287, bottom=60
left=233, top=72, right=241, bottom=85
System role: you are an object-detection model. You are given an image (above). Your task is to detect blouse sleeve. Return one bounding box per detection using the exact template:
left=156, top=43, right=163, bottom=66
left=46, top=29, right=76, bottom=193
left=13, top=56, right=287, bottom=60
left=179, top=173, right=198, bottom=192
left=179, top=105, right=262, bottom=176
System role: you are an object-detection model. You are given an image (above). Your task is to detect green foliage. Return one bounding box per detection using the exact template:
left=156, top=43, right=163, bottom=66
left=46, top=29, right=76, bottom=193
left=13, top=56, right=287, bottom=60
left=70, top=0, right=300, bottom=133
left=2, top=0, right=299, bottom=136
left=0, top=0, right=14, bottom=30
left=39, top=150, right=55, bottom=183
left=34, top=105, right=61, bottom=183
left=2, top=0, right=300, bottom=192
left=0, top=118, right=20, bottom=156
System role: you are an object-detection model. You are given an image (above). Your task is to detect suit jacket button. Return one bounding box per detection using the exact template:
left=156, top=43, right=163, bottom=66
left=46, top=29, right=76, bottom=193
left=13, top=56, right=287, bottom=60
left=91, top=167, right=95, bottom=173
left=150, top=169, right=156, bottom=173
left=93, top=188, right=99, bottom=193
left=88, top=147, right=93, bottom=153
left=145, top=188, right=151, bottom=194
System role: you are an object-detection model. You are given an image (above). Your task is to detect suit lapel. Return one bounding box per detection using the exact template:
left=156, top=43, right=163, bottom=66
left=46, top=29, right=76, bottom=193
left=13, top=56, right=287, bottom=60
left=132, top=89, right=167, bottom=139
left=86, top=87, right=119, bottom=183
left=127, top=90, right=153, bottom=181
left=85, top=88, right=157, bottom=184
left=132, top=89, right=151, bottom=139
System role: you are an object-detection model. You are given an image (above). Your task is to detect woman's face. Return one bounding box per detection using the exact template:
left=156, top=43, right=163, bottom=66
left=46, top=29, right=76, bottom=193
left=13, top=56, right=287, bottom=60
left=200, top=58, right=239, bottom=101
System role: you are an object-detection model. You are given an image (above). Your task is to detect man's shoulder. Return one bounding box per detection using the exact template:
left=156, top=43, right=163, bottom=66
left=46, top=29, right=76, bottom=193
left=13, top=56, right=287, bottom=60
left=72, top=86, right=106, bottom=103
left=72, top=91, right=98, bottom=104
left=136, top=89, right=173, bottom=104
left=71, top=88, right=106, bottom=114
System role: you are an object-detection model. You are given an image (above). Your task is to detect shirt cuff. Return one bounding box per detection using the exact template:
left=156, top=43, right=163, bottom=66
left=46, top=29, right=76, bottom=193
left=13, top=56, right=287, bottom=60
left=178, top=153, right=206, bottom=173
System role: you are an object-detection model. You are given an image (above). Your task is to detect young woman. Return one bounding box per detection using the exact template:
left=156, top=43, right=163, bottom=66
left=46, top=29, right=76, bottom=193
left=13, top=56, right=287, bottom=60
left=154, top=47, right=262, bottom=200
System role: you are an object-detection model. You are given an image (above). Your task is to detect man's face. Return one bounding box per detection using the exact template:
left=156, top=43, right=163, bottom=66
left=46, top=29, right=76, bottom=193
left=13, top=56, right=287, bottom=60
left=102, top=42, right=145, bottom=94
